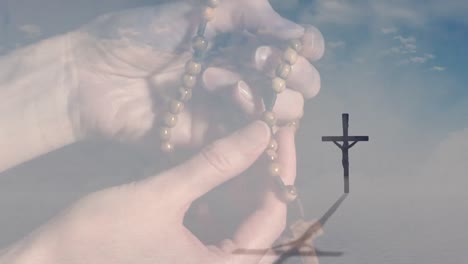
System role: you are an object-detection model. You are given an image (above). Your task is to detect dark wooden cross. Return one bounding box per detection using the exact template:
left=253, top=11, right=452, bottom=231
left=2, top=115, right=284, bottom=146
left=322, top=113, right=369, bottom=193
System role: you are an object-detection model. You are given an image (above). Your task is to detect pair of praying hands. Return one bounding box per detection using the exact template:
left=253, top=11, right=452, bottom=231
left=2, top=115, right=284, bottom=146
left=0, top=1, right=323, bottom=263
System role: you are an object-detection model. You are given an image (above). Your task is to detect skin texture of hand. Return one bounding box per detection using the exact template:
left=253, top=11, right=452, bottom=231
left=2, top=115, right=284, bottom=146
left=0, top=1, right=324, bottom=262
left=0, top=0, right=324, bottom=172
left=69, top=0, right=324, bottom=148
left=0, top=121, right=304, bottom=264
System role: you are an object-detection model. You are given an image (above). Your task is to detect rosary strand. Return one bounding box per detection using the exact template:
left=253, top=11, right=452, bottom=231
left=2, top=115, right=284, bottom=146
left=159, top=0, right=303, bottom=209
left=262, top=39, right=303, bottom=204
left=159, top=0, right=219, bottom=152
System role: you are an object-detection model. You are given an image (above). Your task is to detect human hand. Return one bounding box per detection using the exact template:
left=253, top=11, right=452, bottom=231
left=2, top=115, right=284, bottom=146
left=68, top=0, right=324, bottom=150
left=0, top=121, right=303, bottom=264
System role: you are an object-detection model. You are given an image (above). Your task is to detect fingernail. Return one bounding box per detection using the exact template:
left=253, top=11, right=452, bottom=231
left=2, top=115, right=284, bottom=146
left=254, top=46, right=272, bottom=70
left=301, top=26, right=325, bottom=61
left=237, top=80, right=253, bottom=101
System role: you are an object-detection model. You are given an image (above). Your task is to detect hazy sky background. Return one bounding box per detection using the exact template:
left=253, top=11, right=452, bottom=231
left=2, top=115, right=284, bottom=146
left=0, top=0, right=467, bottom=263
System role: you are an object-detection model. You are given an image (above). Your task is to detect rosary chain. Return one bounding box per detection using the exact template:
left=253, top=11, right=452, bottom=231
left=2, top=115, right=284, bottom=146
left=262, top=39, right=303, bottom=203
left=159, top=0, right=302, bottom=205
left=160, top=0, right=219, bottom=152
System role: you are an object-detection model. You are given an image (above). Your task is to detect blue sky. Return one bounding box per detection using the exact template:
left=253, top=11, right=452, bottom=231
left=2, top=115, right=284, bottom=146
left=300, top=0, right=468, bottom=129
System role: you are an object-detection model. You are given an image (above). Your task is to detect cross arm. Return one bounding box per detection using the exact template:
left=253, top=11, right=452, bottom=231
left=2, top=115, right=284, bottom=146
left=348, top=141, right=358, bottom=149
left=322, top=136, right=342, bottom=142
left=322, top=136, right=369, bottom=142
left=332, top=141, right=343, bottom=149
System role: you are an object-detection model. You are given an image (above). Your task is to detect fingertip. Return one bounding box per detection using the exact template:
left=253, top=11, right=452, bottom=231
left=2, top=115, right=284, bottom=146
left=301, top=25, right=325, bottom=61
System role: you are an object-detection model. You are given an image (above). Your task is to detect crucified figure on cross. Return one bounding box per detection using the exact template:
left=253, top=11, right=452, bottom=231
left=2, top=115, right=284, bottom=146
left=322, top=113, right=369, bottom=193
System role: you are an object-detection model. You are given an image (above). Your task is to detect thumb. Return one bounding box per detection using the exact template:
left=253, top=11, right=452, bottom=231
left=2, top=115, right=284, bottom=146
left=167, top=120, right=270, bottom=204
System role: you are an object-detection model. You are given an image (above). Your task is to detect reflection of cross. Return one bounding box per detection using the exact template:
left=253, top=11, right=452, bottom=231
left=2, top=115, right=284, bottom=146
left=322, top=113, right=369, bottom=193
left=233, top=194, right=348, bottom=263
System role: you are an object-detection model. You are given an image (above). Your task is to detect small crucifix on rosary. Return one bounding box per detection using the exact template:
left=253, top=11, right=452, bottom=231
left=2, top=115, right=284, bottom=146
left=322, top=113, right=369, bottom=193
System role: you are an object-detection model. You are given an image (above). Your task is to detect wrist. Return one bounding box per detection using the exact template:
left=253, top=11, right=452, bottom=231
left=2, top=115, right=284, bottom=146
left=0, top=32, right=80, bottom=171
left=34, top=32, right=81, bottom=148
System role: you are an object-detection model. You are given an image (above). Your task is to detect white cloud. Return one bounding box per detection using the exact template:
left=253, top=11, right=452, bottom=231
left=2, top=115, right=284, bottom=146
left=387, top=45, right=417, bottom=55
left=381, top=27, right=398, bottom=34
left=424, top=53, right=435, bottom=59
left=18, top=24, right=41, bottom=38
left=408, top=53, right=435, bottom=64
left=392, top=35, right=418, bottom=53
left=395, top=54, right=435, bottom=65
left=394, top=35, right=416, bottom=45
left=431, top=66, right=446, bottom=71
left=384, top=35, right=419, bottom=57
left=404, top=43, right=417, bottom=52
left=409, top=57, right=428, bottom=63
